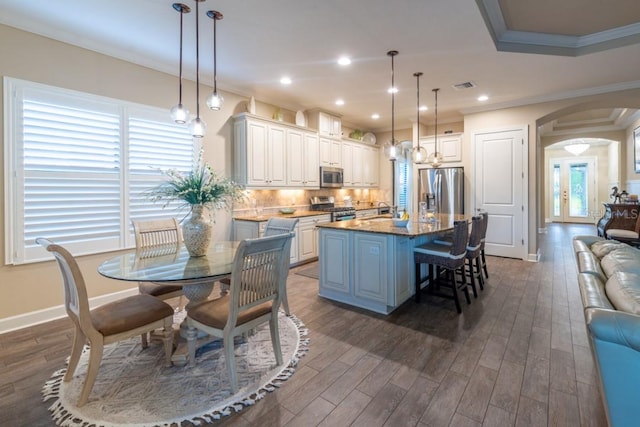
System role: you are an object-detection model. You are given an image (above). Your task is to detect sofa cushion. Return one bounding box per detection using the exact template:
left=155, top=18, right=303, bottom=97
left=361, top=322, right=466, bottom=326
left=573, top=235, right=603, bottom=254
left=590, top=239, right=628, bottom=259
left=578, top=273, right=615, bottom=310
left=576, top=251, right=606, bottom=282
left=605, top=272, right=640, bottom=315
left=601, top=247, right=640, bottom=277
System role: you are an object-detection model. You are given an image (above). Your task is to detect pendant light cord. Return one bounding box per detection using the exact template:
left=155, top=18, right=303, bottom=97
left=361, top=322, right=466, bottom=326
left=178, top=7, right=185, bottom=104
left=415, top=72, right=422, bottom=149
left=433, top=88, right=439, bottom=156
left=195, top=0, right=200, bottom=119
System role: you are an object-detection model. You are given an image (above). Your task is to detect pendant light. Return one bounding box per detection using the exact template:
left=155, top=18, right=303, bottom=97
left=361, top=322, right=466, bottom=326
left=188, top=0, right=206, bottom=138
left=205, top=10, right=224, bottom=111
left=384, top=50, right=399, bottom=161
left=427, top=88, right=444, bottom=167
left=411, top=72, right=427, bottom=164
left=170, top=3, right=191, bottom=124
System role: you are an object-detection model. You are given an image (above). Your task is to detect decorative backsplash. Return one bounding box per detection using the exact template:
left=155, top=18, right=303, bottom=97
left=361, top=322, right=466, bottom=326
left=233, top=188, right=389, bottom=215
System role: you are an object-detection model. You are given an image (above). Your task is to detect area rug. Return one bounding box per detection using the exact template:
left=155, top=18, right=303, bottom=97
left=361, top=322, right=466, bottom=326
left=42, top=312, right=309, bottom=427
left=295, top=265, right=319, bottom=280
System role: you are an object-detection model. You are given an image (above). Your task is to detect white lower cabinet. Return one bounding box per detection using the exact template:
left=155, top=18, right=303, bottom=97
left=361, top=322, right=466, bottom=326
left=298, top=215, right=331, bottom=262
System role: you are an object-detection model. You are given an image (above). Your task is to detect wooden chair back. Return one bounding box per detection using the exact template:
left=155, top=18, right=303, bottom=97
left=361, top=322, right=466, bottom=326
left=36, top=237, right=94, bottom=336
left=132, top=218, right=182, bottom=252
left=227, top=232, right=294, bottom=327
left=264, top=217, right=299, bottom=236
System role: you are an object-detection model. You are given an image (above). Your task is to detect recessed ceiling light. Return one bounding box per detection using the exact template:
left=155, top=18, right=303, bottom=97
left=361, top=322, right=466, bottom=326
left=419, top=105, right=428, bottom=111
left=371, top=113, right=380, bottom=119
left=387, top=87, right=398, bottom=94
left=335, top=99, right=345, bottom=106
left=477, top=94, right=488, bottom=101
left=280, top=76, right=292, bottom=85
left=337, top=56, right=351, bottom=66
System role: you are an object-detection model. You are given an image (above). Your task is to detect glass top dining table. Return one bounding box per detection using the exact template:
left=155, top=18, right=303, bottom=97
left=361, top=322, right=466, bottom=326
left=98, top=241, right=240, bottom=283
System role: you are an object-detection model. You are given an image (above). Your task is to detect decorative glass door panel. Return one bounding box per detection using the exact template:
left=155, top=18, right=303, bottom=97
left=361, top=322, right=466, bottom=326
left=549, top=157, right=596, bottom=223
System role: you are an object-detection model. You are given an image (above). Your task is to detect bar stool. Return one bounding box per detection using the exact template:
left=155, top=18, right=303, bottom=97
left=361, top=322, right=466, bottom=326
left=414, top=220, right=470, bottom=314
left=479, top=211, right=489, bottom=279
left=464, top=215, right=484, bottom=297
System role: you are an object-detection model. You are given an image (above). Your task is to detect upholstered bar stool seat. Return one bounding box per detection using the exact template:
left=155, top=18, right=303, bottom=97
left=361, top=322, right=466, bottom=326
left=414, top=220, right=470, bottom=314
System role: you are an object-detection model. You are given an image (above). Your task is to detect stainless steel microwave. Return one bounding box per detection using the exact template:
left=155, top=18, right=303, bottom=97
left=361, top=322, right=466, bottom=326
left=320, top=166, right=344, bottom=188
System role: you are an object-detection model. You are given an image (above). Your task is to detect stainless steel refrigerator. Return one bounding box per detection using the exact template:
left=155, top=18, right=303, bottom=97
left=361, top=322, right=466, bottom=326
left=418, top=167, right=464, bottom=215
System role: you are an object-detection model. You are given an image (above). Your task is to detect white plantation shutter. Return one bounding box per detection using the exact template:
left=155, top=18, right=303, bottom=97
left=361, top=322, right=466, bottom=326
left=128, top=110, right=195, bottom=226
left=5, top=78, right=195, bottom=264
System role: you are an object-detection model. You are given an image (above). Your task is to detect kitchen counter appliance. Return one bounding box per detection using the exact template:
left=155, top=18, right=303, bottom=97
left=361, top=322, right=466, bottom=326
left=310, top=196, right=356, bottom=221
left=320, top=166, right=344, bottom=188
left=419, top=167, right=464, bottom=215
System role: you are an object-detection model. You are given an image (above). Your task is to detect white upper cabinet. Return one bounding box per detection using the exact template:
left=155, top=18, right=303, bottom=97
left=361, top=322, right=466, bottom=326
left=342, top=140, right=378, bottom=188
left=287, top=129, right=320, bottom=188
left=235, top=113, right=321, bottom=189
left=308, top=110, right=342, bottom=139
left=422, top=133, right=463, bottom=163
left=319, top=137, right=342, bottom=167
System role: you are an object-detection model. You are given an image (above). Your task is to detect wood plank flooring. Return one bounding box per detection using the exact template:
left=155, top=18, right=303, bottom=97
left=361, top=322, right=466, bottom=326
left=0, top=223, right=608, bottom=426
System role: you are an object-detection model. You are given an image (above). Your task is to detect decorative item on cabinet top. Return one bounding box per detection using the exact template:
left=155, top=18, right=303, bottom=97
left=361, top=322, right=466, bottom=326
left=295, top=110, right=306, bottom=127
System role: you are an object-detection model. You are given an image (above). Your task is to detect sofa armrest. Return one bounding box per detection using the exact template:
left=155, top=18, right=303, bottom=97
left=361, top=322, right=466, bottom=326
left=586, top=308, right=640, bottom=350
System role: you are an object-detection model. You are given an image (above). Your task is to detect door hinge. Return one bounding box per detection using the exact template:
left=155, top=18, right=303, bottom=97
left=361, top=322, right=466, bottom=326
left=522, top=238, right=525, bottom=245
left=522, top=205, right=524, bottom=212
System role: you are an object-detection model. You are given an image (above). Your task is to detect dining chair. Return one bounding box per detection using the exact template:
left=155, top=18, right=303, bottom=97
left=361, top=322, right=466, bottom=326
left=414, top=220, right=470, bottom=313
left=37, top=238, right=174, bottom=407
left=220, top=217, right=298, bottom=314
left=186, top=232, right=294, bottom=393
left=132, top=218, right=184, bottom=309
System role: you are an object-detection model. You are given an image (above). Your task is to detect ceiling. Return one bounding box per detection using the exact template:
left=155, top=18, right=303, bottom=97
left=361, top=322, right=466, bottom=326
left=1, top=0, right=640, bottom=134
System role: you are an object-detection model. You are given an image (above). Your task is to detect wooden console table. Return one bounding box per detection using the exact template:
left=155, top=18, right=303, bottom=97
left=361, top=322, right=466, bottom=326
left=596, top=203, right=640, bottom=238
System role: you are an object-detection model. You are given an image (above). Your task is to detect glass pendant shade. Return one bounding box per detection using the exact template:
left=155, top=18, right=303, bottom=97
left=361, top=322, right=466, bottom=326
left=411, top=146, right=427, bottom=163
left=427, top=151, right=444, bottom=168
left=170, top=103, right=190, bottom=124
left=189, top=117, right=206, bottom=138
left=206, top=91, right=224, bottom=111
left=384, top=141, right=397, bottom=160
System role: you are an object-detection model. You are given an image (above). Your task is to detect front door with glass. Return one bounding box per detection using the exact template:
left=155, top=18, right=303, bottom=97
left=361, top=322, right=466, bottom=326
left=549, top=157, right=596, bottom=224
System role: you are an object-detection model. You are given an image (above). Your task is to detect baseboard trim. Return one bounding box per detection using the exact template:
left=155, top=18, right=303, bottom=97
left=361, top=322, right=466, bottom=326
left=527, top=249, right=541, bottom=262
left=0, top=288, right=138, bottom=334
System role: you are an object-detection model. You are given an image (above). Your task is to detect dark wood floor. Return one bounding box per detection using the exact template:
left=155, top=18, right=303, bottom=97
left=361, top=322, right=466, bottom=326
left=0, top=223, right=608, bottom=426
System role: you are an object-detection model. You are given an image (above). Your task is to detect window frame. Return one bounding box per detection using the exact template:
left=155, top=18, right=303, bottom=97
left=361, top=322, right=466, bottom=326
left=4, top=77, right=198, bottom=265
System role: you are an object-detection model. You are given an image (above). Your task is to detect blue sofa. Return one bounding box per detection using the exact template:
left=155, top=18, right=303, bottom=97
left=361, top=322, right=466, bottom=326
left=573, top=235, right=640, bottom=427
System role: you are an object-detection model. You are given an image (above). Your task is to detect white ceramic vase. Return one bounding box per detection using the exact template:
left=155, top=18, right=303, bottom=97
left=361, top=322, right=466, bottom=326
left=182, top=205, right=212, bottom=257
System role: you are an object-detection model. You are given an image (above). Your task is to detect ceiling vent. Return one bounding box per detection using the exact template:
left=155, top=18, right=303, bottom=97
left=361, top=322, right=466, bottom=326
left=452, top=81, right=476, bottom=90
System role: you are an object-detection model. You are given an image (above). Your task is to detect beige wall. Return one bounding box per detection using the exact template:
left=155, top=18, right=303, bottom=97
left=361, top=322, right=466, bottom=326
left=0, top=24, right=247, bottom=323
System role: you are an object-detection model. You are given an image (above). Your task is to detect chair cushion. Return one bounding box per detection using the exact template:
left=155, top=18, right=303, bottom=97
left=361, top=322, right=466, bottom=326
left=188, top=295, right=272, bottom=330
left=605, top=272, right=640, bottom=315
left=414, top=241, right=464, bottom=259
left=139, top=281, right=182, bottom=297
left=92, top=294, right=174, bottom=336
left=590, top=240, right=627, bottom=258
left=606, top=229, right=639, bottom=239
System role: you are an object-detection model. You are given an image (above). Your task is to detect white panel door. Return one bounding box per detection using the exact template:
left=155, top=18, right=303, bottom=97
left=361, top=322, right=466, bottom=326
left=473, top=127, right=527, bottom=259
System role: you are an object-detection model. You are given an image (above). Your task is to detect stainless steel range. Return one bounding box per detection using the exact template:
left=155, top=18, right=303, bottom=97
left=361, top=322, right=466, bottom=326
left=310, top=196, right=356, bottom=222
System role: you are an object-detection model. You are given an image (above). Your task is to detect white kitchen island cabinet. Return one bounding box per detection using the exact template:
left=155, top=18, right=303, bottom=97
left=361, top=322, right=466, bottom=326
left=317, top=215, right=465, bottom=315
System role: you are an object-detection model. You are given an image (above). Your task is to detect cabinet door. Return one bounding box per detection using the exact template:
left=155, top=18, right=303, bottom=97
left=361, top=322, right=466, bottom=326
left=298, top=221, right=316, bottom=261
left=422, top=134, right=462, bottom=163
left=319, top=112, right=341, bottom=138
left=319, top=137, right=332, bottom=167
left=268, top=125, right=287, bottom=186
left=351, top=144, right=363, bottom=186
left=303, top=132, right=320, bottom=187
left=287, top=129, right=305, bottom=186
left=330, top=139, right=342, bottom=167
left=233, top=220, right=261, bottom=241
left=246, top=121, right=269, bottom=186
left=319, top=230, right=350, bottom=294
left=353, top=233, right=387, bottom=303
left=342, top=142, right=354, bottom=186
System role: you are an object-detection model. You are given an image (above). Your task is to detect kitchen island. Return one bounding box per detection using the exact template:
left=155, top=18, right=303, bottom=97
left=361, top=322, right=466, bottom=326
left=316, top=215, right=464, bottom=314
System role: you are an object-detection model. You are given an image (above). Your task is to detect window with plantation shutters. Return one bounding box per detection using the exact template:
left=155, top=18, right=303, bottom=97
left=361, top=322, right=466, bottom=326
left=5, top=78, right=196, bottom=264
